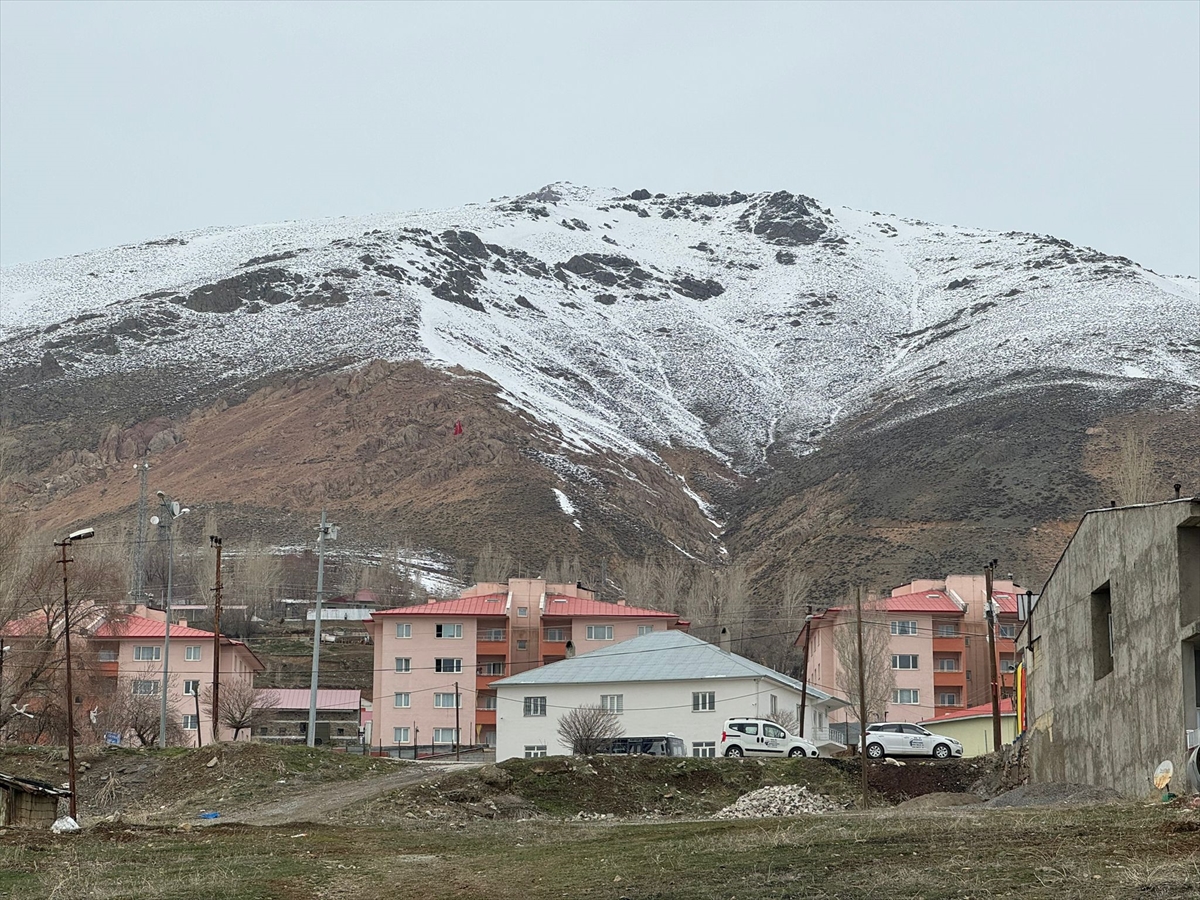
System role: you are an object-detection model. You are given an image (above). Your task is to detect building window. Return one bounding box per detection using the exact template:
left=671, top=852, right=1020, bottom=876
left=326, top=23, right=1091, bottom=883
left=890, top=621, right=918, bottom=636
left=133, top=646, right=161, bottom=662
left=936, top=659, right=958, bottom=672
left=182, top=715, right=198, bottom=730
left=396, top=623, right=411, bottom=639
left=637, top=625, right=654, bottom=636
left=586, top=625, right=614, bottom=641
left=544, top=627, right=564, bottom=642
left=435, top=623, right=463, bottom=639
left=999, top=623, right=1017, bottom=639
left=480, top=628, right=505, bottom=641
left=97, top=648, right=119, bottom=662
left=434, top=693, right=460, bottom=708
left=434, top=658, right=462, bottom=673
left=523, top=696, right=547, bottom=717
left=394, top=692, right=410, bottom=708
left=1000, top=658, right=1016, bottom=673
left=183, top=679, right=200, bottom=696
left=131, top=680, right=159, bottom=695
left=1091, top=581, right=1114, bottom=680
left=892, top=654, right=919, bottom=670
left=692, top=742, right=716, bottom=758
left=692, top=691, right=716, bottom=712
left=394, top=727, right=410, bottom=743
left=524, top=745, right=547, bottom=758
left=480, top=661, right=505, bottom=676
left=892, top=689, right=920, bottom=705
left=770, top=694, right=778, bottom=715
left=394, top=657, right=411, bottom=673
left=937, top=692, right=959, bottom=706
left=516, top=639, right=528, bottom=650
left=517, top=607, right=529, bottom=617
left=600, top=694, right=624, bottom=713
left=478, top=694, right=498, bottom=710
left=935, top=623, right=959, bottom=637
left=433, top=728, right=458, bottom=744
left=184, top=645, right=201, bottom=661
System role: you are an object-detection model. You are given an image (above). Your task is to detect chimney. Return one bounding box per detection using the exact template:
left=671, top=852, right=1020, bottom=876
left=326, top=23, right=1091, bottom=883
left=178, top=619, right=187, bottom=629
left=616, top=598, right=626, bottom=607
left=1175, top=483, right=1182, bottom=499
left=426, top=597, right=438, bottom=604
left=719, top=626, right=731, bottom=653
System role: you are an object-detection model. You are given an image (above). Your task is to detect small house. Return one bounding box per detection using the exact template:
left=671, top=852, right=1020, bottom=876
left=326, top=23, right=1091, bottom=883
left=0, top=773, right=70, bottom=828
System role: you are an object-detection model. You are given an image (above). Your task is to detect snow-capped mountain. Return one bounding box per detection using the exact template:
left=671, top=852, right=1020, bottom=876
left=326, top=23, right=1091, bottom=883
left=5, top=183, right=1196, bottom=472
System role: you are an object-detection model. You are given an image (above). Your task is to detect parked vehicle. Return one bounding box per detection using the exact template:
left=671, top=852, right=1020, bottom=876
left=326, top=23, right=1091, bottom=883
left=719, top=717, right=820, bottom=758
left=595, top=735, right=688, bottom=757
left=864, top=722, right=963, bottom=759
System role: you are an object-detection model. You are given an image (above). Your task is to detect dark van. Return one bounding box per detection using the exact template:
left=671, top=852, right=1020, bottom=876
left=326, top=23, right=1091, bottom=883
left=596, top=735, right=688, bottom=757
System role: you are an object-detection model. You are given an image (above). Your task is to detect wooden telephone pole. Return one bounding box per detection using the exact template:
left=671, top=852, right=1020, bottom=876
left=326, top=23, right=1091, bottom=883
left=854, top=585, right=869, bottom=810
left=797, top=605, right=814, bottom=737
left=984, top=560, right=1003, bottom=752
left=210, top=536, right=223, bottom=744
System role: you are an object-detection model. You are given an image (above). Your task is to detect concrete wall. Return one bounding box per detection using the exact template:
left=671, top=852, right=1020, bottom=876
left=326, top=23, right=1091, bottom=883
left=919, top=713, right=1018, bottom=758
left=1023, top=499, right=1200, bottom=797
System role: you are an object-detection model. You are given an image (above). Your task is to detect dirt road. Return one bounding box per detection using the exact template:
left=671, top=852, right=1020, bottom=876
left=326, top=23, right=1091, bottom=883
left=217, top=761, right=482, bottom=825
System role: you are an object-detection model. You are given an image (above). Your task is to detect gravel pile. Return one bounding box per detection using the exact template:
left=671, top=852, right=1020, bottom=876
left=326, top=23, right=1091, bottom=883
left=984, top=783, right=1124, bottom=808
left=713, top=785, right=841, bottom=819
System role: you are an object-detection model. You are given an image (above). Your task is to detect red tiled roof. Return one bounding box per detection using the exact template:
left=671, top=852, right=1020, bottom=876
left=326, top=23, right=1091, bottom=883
left=371, top=594, right=510, bottom=618
left=923, top=698, right=1015, bottom=723
left=883, top=590, right=963, bottom=613
left=370, top=594, right=677, bottom=620
left=1, top=611, right=52, bottom=638
left=93, top=615, right=222, bottom=641
left=991, top=592, right=1020, bottom=615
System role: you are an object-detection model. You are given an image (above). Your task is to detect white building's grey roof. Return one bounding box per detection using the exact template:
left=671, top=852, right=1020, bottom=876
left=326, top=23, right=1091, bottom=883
left=492, top=629, right=846, bottom=706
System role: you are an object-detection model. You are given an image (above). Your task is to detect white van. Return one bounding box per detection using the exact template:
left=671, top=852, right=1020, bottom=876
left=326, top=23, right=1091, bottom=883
left=719, top=718, right=820, bottom=758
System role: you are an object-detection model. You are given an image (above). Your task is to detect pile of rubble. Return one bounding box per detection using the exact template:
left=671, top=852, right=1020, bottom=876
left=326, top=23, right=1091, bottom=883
left=713, top=784, right=842, bottom=819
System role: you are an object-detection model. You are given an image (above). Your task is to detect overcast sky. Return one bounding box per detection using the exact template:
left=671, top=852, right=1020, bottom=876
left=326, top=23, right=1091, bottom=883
left=1, top=1, right=1197, bottom=275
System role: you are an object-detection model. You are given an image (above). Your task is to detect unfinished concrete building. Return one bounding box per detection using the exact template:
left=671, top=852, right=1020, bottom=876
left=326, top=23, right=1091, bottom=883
left=1020, top=496, right=1200, bottom=797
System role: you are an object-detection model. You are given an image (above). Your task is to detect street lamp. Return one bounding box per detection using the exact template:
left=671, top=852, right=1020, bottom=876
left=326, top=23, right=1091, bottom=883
left=151, top=492, right=189, bottom=749
left=54, top=526, right=95, bottom=823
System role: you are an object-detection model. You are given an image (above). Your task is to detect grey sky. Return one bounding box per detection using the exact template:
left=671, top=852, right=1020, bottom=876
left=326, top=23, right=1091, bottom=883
left=1, top=1, right=1197, bottom=275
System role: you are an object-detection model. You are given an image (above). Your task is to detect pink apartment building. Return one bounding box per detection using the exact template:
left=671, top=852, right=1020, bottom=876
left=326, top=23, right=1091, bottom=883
left=806, top=575, right=1025, bottom=727
left=365, top=578, right=684, bottom=750
left=91, top=607, right=265, bottom=743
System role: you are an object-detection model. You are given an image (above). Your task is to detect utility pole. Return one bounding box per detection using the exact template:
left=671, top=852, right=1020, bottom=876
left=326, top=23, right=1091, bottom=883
left=131, top=457, right=149, bottom=604
left=854, top=585, right=869, bottom=810
left=984, top=560, right=1003, bottom=752
left=55, top=526, right=94, bottom=822
left=454, top=680, right=461, bottom=761
left=307, top=510, right=337, bottom=748
left=210, top=536, right=223, bottom=744
left=797, top=605, right=814, bottom=738
left=153, top=493, right=188, bottom=749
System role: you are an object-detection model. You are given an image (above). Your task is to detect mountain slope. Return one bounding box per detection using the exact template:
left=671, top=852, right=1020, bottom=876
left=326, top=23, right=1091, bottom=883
left=2, top=184, right=1197, bottom=596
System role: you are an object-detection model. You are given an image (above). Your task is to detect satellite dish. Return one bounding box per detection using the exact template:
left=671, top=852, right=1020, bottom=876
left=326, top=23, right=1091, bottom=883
left=1153, top=760, right=1174, bottom=791
left=150, top=515, right=161, bottom=525
left=565, top=640, right=575, bottom=659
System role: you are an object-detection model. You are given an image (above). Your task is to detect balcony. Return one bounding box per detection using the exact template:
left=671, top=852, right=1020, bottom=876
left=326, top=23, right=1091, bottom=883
left=476, top=631, right=507, bottom=655
left=932, top=635, right=965, bottom=653
left=475, top=708, right=496, bottom=726
left=476, top=673, right=502, bottom=692
left=934, top=669, right=966, bottom=689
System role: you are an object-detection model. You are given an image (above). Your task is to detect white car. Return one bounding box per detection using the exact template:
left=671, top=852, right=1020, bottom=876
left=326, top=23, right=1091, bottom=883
left=719, top=718, right=820, bottom=758
left=864, top=722, right=964, bottom=760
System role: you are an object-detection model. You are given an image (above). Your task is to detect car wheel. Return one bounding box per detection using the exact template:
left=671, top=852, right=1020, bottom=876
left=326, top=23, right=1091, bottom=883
left=866, top=742, right=885, bottom=760
left=933, top=743, right=951, bottom=760
left=725, top=745, right=744, bottom=758
left=788, top=747, right=805, bottom=758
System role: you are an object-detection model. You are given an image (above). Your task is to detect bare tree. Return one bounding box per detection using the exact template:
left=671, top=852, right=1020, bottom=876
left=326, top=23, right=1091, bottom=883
left=1114, top=428, right=1156, bottom=505
left=108, top=668, right=186, bottom=747
left=656, top=560, right=686, bottom=615
left=617, top=558, right=658, bottom=608
left=765, top=709, right=801, bottom=735
left=473, top=544, right=514, bottom=583
left=557, top=704, right=624, bottom=755
left=203, top=680, right=278, bottom=741
left=832, top=598, right=895, bottom=726
left=542, top=554, right=583, bottom=586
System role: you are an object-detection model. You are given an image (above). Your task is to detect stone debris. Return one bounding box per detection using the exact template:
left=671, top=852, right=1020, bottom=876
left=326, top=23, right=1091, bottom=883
left=713, top=784, right=841, bottom=819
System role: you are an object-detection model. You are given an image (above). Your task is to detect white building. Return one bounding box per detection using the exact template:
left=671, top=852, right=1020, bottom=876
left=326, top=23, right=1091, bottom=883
left=493, top=630, right=849, bottom=761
